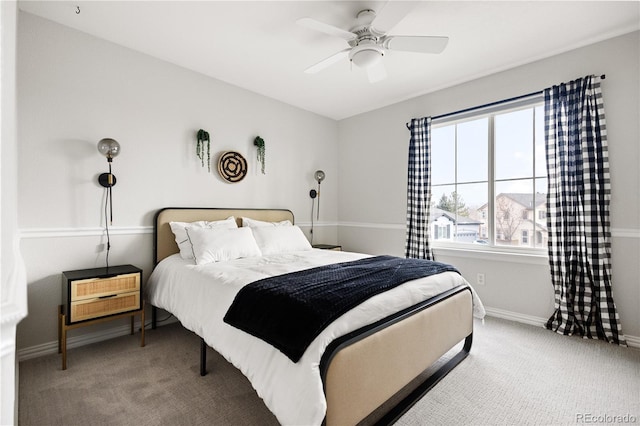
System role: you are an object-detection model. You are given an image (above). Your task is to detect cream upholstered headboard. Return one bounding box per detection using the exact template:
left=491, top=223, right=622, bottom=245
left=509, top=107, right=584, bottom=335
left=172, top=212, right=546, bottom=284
left=153, top=207, right=295, bottom=264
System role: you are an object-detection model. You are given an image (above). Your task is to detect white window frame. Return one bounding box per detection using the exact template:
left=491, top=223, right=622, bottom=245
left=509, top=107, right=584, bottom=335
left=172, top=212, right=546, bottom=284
left=429, top=95, right=547, bottom=256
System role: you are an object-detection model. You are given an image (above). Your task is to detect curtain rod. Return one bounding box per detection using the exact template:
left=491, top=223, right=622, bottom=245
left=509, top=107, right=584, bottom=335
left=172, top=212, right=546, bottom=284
left=429, top=74, right=606, bottom=122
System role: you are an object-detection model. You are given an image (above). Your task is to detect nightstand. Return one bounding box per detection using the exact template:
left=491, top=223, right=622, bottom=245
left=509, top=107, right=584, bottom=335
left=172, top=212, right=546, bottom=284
left=58, top=264, right=144, bottom=370
left=312, top=244, right=342, bottom=251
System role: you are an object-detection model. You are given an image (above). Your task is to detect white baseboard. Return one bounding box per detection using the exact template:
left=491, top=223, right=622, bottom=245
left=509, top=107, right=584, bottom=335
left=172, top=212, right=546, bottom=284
left=484, top=306, right=640, bottom=349
left=624, top=335, right=640, bottom=348
left=484, top=306, right=548, bottom=327
left=17, top=321, right=146, bottom=361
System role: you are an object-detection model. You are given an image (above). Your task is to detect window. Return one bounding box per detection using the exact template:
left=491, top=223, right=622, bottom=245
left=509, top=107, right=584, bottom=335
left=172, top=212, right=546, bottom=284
left=434, top=224, right=450, bottom=240
left=430, top=99, right=546, bottom=251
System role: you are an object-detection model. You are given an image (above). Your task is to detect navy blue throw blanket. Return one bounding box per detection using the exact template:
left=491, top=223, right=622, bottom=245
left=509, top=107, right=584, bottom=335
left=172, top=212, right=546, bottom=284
left=223, top=255, right=460, bottom=362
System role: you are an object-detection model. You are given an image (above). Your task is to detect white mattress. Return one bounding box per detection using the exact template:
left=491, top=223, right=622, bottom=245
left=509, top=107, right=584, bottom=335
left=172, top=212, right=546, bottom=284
left=146, top=249, right=485, bottom=425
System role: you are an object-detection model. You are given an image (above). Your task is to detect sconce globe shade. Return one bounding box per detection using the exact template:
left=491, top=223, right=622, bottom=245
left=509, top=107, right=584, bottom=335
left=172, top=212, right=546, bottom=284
left=314, top=170, right=326, bottom=183
left=97, top=138, right=121, bottom=160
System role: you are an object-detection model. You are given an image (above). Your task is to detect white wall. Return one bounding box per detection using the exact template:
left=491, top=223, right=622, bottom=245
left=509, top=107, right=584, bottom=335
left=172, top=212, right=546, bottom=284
left=16, top=12, right=339, bottom=351
left=338, top=31, right=640, bottom=342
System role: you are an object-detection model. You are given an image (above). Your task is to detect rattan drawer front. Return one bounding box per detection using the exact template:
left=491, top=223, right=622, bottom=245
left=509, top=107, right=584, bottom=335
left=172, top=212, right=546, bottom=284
left=71, top=273, right=140, bottom=301
left=70, top=292, right=141, bottom=323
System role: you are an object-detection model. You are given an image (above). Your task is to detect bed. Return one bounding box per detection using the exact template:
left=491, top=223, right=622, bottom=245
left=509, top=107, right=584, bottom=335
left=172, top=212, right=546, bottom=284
left=146, top=207, right=484, bottom=425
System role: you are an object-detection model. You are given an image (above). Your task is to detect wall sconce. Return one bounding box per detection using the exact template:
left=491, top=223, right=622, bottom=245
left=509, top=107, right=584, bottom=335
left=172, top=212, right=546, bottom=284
left=309, top=170, right=325, bottom=244
left=309, top=170, right=325, bottom=243
left=309, top=170, right=325, bottom=220
left=97, top=138, right=120, bottom=270
left=97, top=138, right=120, bottom=225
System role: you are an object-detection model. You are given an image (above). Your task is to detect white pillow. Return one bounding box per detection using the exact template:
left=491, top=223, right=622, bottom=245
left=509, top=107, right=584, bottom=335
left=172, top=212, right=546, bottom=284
left=242, top=217, right=292, bottom=227
left=251, top=225, right=312, bottom=255
left=170, top=217, right=237, bottom=260
left=185, top=226, right=261, bottom=265
left=205, top=216, right=238, bottom=229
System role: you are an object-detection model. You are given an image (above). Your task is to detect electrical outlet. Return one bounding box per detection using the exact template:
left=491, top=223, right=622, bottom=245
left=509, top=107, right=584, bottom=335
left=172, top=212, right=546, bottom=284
left=476, top=273, right=485, bottom=286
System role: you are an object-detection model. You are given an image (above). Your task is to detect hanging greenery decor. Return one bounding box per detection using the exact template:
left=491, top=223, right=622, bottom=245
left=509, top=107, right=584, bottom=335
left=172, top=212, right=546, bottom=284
left=196, top=129, right=211, bottom=172
left=254, top=136, right=266, bottom=174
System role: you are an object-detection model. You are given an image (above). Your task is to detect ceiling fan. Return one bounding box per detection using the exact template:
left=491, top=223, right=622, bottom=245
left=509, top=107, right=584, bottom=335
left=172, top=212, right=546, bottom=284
left=297, top=3, right=448, bottom=83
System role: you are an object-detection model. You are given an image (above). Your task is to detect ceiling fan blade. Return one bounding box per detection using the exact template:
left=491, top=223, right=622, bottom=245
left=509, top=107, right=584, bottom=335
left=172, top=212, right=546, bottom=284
left=371, top=1, right=418, bottom=34
left=366, top=61, right=387, bottom=83
left=296, top=17, right=356, bottom=42
left=304, top=48, right=350, bottom=74
left=383, top=36, right=449, bottom=54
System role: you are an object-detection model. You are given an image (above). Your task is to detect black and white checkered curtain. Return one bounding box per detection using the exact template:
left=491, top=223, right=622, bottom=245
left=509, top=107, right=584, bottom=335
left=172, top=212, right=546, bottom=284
left=544, top=75, right=625, bottom=345
left=405, top=117, right=434, bottom=260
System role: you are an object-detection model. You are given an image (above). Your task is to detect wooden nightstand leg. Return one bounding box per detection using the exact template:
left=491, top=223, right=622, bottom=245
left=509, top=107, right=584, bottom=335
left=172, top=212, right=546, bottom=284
left=61, top=315, right=67, bottom=371
left=130, top=315, right=134, bottom=335
left=58, top=305, right=63, bottom=354
left=140, top=301, right=145, bottom=347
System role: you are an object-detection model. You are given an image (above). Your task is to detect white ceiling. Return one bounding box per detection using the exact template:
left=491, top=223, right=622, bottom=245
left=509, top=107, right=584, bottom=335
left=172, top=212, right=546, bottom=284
left=18, top=1, right=640, bottom=120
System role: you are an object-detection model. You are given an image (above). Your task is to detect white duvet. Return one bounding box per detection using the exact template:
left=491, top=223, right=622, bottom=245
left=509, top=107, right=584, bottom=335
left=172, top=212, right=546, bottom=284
left=146, top=249, right=485, bottom=425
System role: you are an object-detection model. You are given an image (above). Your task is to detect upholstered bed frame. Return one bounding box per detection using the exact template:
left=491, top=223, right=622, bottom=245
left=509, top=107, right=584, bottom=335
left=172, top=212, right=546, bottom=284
left=151, top=207, right=474, bottom=425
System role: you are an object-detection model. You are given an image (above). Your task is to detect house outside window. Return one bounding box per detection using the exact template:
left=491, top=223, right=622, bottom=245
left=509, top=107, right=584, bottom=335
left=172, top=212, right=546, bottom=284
left=478, top=193, right=548, bottom=247
left=429, top=99, right=547, bottom=252
left=431, top=209, right=479, bottom=241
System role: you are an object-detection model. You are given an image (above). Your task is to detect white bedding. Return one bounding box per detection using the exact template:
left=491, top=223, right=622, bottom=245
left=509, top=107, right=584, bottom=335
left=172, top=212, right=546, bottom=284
left=146, top=249, right=485, bottom=425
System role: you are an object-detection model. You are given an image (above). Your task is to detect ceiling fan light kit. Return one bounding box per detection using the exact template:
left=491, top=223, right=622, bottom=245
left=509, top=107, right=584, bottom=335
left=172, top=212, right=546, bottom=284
left=349, top=42, right=384, bottom=68
left=298, top=3, right=449, bottom=83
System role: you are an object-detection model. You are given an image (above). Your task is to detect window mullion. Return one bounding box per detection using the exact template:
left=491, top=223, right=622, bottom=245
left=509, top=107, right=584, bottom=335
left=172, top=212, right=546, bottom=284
left=488, top=115, right=495, bottom=246
left=531, top=107, right=537, bottom=248
left=454, top=124, right=459, bottom=242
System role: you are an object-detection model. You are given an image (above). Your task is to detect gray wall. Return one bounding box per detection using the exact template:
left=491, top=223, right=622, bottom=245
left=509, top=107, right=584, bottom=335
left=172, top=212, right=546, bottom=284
left=337, top=31, right=640, bottom=341
left=16, top=12, right=339, bottom=351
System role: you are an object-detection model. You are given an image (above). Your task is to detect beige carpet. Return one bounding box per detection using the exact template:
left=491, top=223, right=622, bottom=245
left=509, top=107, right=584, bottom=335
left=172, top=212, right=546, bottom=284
left=19, top=317, right=639, bottom=425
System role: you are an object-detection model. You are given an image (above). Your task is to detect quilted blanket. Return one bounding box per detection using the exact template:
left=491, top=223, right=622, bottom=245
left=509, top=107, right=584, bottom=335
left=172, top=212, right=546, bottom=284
left=223, top=255, right=460, bottom=362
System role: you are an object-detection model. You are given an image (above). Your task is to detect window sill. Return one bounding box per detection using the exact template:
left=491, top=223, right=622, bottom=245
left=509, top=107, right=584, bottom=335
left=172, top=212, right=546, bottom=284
left=431, top=244, right=549, bottom=265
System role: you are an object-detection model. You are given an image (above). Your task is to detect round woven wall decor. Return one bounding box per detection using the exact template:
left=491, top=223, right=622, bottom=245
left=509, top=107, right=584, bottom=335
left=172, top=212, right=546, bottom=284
left=217, top=151, right=248, bottom=183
